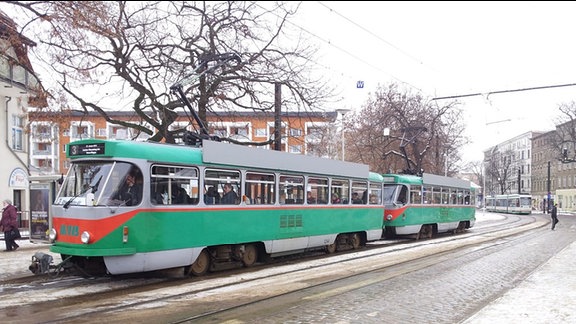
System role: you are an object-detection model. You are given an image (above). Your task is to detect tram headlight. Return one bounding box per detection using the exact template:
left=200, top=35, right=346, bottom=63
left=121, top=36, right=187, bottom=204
left=48, top=228, right=57, bottom=242
left=80, top=231, right=91, bottom=244
left=385, top=214, right=393, bottom=221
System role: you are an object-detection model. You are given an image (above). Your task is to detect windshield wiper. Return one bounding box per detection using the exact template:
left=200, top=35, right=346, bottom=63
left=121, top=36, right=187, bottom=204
left=63, top=176, right=103, bottom=209
left=91, top=176, right=102, bottom=194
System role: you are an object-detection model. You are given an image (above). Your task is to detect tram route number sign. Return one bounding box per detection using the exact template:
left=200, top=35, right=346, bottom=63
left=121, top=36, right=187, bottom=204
left=69, top=143, right=105, bottom=156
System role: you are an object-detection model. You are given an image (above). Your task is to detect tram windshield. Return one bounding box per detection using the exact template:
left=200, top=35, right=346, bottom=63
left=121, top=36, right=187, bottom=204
left=382, top=184, right=400, bottom=204
left=55, top=161, right=141, bottom=207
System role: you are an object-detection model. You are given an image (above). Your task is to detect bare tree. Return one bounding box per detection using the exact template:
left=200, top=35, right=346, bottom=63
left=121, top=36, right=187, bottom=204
left=341, top=84, right=467, bottom=175
left=549, top=101, right=576, bottom=161
left=2, top=1, right=335, bottom=143
left=464, top=160, right=484, bottom=186
left=485, top=146, right=517, bottom=195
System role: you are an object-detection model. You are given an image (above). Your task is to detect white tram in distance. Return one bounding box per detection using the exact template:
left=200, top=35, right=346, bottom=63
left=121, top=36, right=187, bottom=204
left=485, top=194, right=532, bottom=215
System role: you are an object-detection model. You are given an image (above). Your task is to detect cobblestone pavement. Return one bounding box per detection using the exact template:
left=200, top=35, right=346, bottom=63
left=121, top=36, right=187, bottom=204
left=223, top=213, right=575, bottom=324
left=464, top=212, right=576, bottom=324
left=3, top=213, right=575, bottom=324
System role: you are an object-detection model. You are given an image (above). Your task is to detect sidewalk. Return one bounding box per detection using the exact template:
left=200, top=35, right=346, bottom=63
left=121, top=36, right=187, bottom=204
left=464, top=238, right=576, bottom=323
left=0, top=234, right=52, bottom=280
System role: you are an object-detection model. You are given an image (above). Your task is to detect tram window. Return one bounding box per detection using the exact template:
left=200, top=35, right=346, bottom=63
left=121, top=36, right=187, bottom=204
left=422, top=186, right=432, bottom=204
left=445, top=188, right=450, bottom=204
left=410, top=185, right=422, bottom=204
left=150, top=165, right=199, bottom=205
left=351, top=181, right=368, bottom=204
left=308, top=177, right=328, bottom=204
left=432, top=187, right=441, bottom=204
left=457, top=190, right=464, bottom=205
left=279, top=174, right=304, bottom=205
left=245, top=171, right=275, bottom=205
left=205, top=168, right=241, bottom=205
left=332, top=178, right=349, bottom=204
left=397, top=185, right=408, bottom=205
left=383, top=185, right=397, bottom=204
left=450, top=188, right=458, bottom=204
left=369, top=183, right=382, bottom=205
left=464, top=192, right=471, bottom=205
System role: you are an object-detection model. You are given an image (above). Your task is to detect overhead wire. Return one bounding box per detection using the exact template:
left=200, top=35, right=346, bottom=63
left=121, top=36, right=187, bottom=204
left=251, top=1, right=426, bottom=92
left=432, top=82, right=576, bottom=101
left=254, top=2, right=576, bottom=104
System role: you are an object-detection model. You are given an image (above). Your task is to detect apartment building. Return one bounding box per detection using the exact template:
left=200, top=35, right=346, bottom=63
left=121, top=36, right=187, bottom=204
left=29, top=110, right=339, bottom=178
left=531, top=130, right=556, bottom=212
left=483, top=131, right=540, bottom=205
left=531, top=120, right=576, bottom=213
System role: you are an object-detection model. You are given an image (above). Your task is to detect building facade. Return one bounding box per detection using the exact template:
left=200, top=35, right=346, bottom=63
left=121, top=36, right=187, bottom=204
left=530, top=120, right=576, bottom=213
left=483, top=131, right=539, bottom=200
left=29, top=110, right=338, bottom=178
left=0, top=12, right=44, bottom=229
left=531, top=130, right=556, bottom=212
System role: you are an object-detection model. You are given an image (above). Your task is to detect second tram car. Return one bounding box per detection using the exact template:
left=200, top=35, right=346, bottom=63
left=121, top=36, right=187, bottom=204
left=381, top=173, right=476, bottom=239
left=485, top=194, right=532, bottom=214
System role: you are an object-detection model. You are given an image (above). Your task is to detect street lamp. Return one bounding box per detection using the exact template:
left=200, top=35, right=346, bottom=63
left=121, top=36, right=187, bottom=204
left=336, top=108, right=351, bottom=161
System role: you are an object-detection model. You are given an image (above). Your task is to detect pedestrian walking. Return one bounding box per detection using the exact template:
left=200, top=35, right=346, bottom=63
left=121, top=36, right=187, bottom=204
left=1, top=199, right=20, bottom=251
left=551, top=203, right=559, bottom=230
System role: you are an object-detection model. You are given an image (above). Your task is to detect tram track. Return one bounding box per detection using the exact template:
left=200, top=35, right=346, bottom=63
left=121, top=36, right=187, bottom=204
left=0, top=212, right=546, bottom=323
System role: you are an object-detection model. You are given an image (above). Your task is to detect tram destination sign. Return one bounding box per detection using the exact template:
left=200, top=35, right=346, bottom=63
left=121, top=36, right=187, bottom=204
left=69, top=143, right=106, bottom=156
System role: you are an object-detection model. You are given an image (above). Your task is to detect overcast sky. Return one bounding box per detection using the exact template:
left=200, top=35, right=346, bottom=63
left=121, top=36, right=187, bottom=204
left=290, top=1, right=576, bottom=163
left=6, top=1, right=575, bottom=164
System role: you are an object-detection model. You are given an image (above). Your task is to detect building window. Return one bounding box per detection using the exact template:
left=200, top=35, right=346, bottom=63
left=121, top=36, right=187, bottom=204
left=289, top=145, right=302, bottom=153
left=11, top=115, right=25, bottom=151
left=255, top=128, right=267, bottom=137
left=110, top=127, right=129, bottom=140
left=71, top=122, right=94, bottom=139
left=290, top=128, right=302, bottom=137
left=97, top=128, right=107, bottom=137
left=213, top=128, right=227, bottom=137
left=306, top=127, right=323, bottom=143
left=231, top=126, right=248, bottom=137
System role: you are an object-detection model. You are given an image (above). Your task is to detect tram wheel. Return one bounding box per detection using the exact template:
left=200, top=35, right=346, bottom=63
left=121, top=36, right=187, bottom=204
left=456, top=221, right=467, bottom=233
left=350, top=233, right=362, bottom=249
left=417, top=225, right=433, bottom=240
left=242, top=244, right=258, bottom=267
left=325, top=241, right=337, bottom=254
left=188, top=249, right=210, bottom=276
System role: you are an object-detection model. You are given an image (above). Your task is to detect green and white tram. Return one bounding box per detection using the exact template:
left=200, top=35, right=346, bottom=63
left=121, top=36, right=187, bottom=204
left=381, top=173, right=476, bottom=239
left=485, top=194, right=532, bottom=215
left=49, top=139, right=385, bottom=276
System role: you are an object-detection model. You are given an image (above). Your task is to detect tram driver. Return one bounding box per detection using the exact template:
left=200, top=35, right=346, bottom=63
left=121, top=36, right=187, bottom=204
left=114, top=170, right=142, bottom=206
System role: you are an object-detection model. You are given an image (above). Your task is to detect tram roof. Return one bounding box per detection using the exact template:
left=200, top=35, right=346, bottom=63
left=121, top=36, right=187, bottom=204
left=203, top=140, right=370, bottom=178
left=67, top=139, right=371, bottom=179
left=382, top=173, right=471, bottom=189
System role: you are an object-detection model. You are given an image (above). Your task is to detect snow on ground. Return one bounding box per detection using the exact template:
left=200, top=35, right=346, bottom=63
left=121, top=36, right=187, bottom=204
left=0, top=236, right=53, bottom=280
left=0, top=210, right=507, bottom=280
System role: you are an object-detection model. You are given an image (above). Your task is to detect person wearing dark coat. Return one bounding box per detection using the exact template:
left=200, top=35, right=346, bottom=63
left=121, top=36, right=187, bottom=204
left=551, top=203, right=559, bottom=230
left=204, top=186, right=220, bottom=205
left=1, top=199, right=20, bottom=251
left=220, top=183, right=238, bottom=204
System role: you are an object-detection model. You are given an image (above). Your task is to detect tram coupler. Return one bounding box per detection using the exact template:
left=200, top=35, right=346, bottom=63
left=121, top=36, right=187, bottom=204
left=29, top=252, right=55, bottom=275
